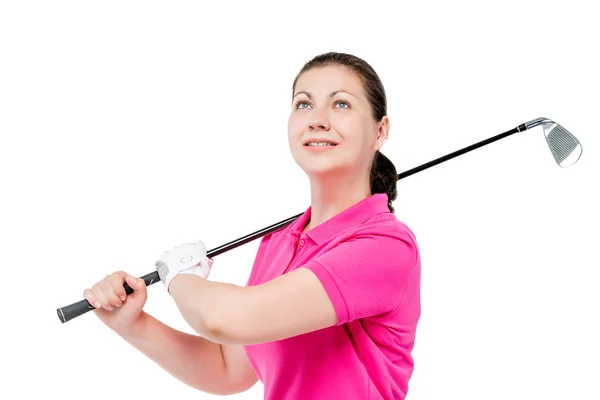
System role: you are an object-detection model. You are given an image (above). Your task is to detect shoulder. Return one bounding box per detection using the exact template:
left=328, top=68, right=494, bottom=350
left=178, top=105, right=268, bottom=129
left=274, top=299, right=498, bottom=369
left=355, top=212, right=419, bottom=247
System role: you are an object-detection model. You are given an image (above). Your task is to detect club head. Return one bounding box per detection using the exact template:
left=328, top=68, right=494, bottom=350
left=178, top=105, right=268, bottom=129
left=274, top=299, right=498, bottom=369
left=523, top=118, right=583, bottom=168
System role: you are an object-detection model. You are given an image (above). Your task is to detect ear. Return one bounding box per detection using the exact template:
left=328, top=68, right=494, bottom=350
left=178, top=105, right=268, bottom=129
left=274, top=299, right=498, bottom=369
left=373, top=116, right=390, bottom=151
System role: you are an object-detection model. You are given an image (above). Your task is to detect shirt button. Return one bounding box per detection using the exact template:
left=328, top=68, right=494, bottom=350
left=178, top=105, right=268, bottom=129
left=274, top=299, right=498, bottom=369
left=299, top=239, right=305, bottom=246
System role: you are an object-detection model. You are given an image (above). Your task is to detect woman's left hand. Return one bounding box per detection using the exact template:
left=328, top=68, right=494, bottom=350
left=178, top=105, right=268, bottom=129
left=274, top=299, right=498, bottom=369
left=155, top=240, right=214, bottom=292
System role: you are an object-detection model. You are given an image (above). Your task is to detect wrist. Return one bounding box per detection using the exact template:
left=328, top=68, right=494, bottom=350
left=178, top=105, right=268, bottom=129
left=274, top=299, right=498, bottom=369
left=155, top=241, right=213, bottom=293
left=112, top=311, right=149, bottom=338
left=168, top=267, right=209, bottom=293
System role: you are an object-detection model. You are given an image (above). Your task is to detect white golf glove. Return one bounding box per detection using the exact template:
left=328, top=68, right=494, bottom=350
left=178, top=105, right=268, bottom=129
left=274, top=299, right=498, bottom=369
left=155, top=240, right=214, bottom=292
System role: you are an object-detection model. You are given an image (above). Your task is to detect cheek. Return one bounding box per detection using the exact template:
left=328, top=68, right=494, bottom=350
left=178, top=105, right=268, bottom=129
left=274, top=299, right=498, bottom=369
left=287, top=115, right=302, bottom=140
left=332, top=116, right=369, bottom=145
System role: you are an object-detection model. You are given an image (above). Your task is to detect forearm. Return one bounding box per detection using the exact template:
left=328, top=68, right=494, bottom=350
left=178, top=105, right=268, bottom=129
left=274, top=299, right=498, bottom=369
left=168, top=275, right=243, bottom=342
left=114, top=311, right=230, bottom=395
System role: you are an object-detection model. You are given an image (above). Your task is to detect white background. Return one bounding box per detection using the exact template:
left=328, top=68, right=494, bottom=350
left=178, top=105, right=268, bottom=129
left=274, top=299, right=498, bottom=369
left=1, top=1, right=598, bottom=399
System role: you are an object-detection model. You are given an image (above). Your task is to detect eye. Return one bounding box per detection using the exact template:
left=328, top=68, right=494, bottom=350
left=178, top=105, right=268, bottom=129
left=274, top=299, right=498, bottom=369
left=335, top=101, right=350, bottom=109
left=294, top=100, right=310, bottom=109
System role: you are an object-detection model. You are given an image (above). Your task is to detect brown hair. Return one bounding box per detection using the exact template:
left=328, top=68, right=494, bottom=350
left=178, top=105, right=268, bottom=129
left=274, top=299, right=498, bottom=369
left=292, top=52, right=398, bottom=213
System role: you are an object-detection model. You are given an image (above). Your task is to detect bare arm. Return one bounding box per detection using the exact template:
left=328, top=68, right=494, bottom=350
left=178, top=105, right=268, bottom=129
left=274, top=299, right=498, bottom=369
left=169, top=269, right=337, bottom=346
left=115, top=310, right=255, bottom=395
left=83, top=272, right=257, bottom=394
left=222, top=344, right=260, bottom=393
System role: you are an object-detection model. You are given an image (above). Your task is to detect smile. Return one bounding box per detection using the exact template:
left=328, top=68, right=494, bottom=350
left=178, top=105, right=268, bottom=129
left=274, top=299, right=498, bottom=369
left=304, top=143, right=338, bottom=152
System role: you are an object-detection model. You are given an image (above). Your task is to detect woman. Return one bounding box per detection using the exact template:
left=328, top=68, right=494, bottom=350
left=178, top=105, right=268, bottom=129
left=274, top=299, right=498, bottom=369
left=84, top=52, right=421, bottom=399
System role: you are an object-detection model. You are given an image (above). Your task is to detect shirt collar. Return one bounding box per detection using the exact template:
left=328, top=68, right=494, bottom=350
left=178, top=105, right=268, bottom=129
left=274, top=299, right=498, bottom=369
left=286, top=193, right=390, bottom=245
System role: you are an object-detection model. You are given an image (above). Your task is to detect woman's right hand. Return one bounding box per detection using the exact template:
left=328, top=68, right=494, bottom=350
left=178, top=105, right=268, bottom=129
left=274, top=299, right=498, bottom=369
left=83, top=271, right=147, bottom=333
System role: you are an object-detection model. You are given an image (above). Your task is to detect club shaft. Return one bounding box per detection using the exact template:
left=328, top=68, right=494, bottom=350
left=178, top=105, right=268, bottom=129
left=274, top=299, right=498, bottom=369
left=57, top=122, right=527, bottom=323
left=398, top=124, right=525, bottom=179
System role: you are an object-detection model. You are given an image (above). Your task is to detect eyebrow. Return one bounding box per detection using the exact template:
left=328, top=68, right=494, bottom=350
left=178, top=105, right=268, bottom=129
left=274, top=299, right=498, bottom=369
left=292, top=90, right=356, bottom=100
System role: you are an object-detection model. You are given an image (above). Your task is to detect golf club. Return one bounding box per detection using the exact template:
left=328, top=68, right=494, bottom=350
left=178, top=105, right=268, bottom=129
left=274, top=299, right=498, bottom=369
left=56, top=117, right=583, bottom=323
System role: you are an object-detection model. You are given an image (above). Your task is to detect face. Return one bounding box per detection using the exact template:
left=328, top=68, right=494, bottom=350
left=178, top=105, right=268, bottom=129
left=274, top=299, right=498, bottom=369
left=288, top=65, right=389, bottom=179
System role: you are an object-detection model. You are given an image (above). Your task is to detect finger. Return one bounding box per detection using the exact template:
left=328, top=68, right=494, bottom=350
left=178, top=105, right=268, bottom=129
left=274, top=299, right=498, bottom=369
left=100, top=277, right=122, bottom=308
left=125, top=274, right=146, bottom=297
left=83, top=288, right=101, bottom=309
left=109, top=271, right=128, bottom=303
left=92, top=281, right=113, bottom=310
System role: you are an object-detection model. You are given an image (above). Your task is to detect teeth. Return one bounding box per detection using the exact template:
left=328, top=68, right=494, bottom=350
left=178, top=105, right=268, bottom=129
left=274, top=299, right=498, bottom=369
left=307, top=142, right=335, bottom=147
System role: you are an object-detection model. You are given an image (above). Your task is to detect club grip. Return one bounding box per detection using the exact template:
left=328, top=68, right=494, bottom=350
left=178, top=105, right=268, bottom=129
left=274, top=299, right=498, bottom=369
left=56, top=271, right=160, bottom=323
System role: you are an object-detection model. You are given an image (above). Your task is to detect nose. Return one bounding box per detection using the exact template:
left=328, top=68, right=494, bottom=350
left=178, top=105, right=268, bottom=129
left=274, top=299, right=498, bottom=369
left=309, top=107, right=330, bottom=131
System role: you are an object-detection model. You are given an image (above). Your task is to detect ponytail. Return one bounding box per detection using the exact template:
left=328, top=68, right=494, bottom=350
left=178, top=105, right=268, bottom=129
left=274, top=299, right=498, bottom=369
left=370, top=150, right=398, bottom=213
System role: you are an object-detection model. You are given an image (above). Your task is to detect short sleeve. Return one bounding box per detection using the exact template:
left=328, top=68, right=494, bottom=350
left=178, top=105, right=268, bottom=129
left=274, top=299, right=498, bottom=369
left=302, top=230, right=418, bottom=325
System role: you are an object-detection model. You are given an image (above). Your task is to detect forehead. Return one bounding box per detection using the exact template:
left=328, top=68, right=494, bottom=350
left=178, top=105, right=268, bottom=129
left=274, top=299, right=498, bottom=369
left=295, top=65, right=364, bottom=97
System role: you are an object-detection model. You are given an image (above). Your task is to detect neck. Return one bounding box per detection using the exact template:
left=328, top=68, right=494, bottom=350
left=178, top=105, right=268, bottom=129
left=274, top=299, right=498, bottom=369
left=304, top=169, right=371, bottom=232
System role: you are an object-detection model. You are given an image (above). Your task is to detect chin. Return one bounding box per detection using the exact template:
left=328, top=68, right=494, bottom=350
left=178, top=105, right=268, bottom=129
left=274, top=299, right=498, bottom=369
left=292, top=148, right=350, bottom=176
left=300, top=161, right=347, bottom=178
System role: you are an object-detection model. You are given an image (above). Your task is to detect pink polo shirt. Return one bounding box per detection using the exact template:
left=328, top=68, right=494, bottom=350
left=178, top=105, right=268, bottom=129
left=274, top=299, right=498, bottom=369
left=243, top=193, right=421, bottom=399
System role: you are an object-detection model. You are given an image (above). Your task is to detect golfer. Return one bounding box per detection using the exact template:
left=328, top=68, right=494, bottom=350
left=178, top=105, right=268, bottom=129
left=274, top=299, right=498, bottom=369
left=84, top=52, right=421, bottom=399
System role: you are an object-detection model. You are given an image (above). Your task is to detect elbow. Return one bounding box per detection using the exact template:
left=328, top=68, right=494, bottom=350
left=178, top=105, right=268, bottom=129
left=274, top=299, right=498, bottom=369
left=201, top=320, right=239, bottom=345
left=191, top=310, right=233, bottom=344
left=200, top=313, right=248, bottom=345
left=187, top=313, right=217, bottom=341
left=180, top=304, right=218, bottom=340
